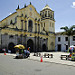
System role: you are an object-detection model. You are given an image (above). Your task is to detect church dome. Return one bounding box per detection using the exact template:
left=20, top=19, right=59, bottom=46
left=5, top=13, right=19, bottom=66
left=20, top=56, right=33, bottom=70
left=43, top=4, right=52, bottom=10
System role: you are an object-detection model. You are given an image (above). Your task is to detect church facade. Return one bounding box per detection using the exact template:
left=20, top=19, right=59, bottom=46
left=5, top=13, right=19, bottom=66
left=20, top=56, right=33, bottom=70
left=0, top=2, right=55, bottom=52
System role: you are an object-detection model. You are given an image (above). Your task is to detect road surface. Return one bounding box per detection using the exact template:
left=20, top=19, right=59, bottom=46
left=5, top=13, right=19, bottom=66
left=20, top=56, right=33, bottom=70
left=0, top=55, right=75, bottom=75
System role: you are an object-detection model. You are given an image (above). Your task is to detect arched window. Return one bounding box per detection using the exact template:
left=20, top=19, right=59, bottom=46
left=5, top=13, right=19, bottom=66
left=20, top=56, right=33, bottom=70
left=44, top=23, right=45, bottom=27
left=51, top=12, right=52, bottom=18
left=48, top=11, right=50, bottom=17
left=45, top=11, right=47, bottom=17
left=28, top=20, right=33, bottom=32
left=42, top=12, right=44, bottom=18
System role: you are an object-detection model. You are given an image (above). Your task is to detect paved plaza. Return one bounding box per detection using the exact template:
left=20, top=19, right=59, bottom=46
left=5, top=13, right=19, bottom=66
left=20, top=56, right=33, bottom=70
left=0, top=53, right=75, bottom=75
left=30, top=52, right=75, bottom=66
left=1, top=52, right=75, bottom=66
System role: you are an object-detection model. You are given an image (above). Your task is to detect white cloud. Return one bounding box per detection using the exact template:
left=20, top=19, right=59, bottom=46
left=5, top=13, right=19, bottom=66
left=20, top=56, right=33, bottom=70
left=71, top=2, right=75, bottom=8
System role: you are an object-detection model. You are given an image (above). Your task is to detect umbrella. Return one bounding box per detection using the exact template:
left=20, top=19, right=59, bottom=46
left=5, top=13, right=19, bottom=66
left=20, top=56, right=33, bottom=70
left=70, top=45, right=75, bottom=48
left=68, top=45, right=75, bottom=52
left=14, top=44, right=25, bottom=49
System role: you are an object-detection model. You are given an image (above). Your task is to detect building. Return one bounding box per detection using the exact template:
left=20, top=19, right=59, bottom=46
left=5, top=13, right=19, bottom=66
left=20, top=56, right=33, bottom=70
left=55, top=32, right=75, bottom=52
left=0, top=2, right=55, bottom=53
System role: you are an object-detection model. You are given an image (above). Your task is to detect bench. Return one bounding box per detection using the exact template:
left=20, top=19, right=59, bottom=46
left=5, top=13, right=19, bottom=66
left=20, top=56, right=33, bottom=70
left=60, top=55, right=69, bottom=60
left=33, top=52, right=41, bottom=57
left=44, top=53, right=53, bottom=58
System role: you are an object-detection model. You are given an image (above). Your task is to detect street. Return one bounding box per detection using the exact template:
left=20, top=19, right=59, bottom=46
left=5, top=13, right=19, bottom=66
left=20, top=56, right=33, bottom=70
left=0, top=55, right=75, bottom=75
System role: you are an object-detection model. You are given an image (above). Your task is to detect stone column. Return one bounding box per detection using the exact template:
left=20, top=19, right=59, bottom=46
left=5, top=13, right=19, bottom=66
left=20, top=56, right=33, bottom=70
left=35, top=18, right=37, bottom=52
left=46, top=38, right=48, bottom=51
left=38, top=24, right=40, bottom=51
left=40, top=37, right=42, bottom=51
left=25, top=20, right=27, bottom=31
left=35, top=36, right=37, bottom=52
left=38, top=19, right=40, bottom=51
left=20, top=34, right=22, bottom=44
left=25, top=34, right=27, bottom=48
left=35, top=23, right=37, bottom=33
left=21, top=20, right=23, bottom=30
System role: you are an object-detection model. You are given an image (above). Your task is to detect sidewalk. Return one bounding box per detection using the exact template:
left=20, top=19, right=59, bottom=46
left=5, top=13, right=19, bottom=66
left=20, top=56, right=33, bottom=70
left=29, top=52, right=75, bottom=67
left=1, top=52, right=75, bottom=66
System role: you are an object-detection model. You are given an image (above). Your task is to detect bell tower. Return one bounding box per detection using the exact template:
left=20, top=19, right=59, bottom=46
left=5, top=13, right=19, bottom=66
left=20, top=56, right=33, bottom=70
left=40, top=4, right=55, bottom=33
left=40, top=4, right=55, bottom=51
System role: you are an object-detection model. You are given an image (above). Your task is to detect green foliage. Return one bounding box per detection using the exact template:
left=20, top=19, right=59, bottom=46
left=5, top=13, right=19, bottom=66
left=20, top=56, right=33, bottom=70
left=60, top=25, right=75, bottom=36
left=60, top=25, right=75, bottom=47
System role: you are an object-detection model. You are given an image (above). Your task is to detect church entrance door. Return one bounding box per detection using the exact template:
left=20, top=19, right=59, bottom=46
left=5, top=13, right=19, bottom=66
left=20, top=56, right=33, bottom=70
left=27, top=39, right=34, bottom=52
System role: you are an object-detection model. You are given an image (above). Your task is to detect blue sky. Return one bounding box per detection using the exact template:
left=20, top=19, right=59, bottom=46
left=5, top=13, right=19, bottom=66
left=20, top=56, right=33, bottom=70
left=0, top=0, right=75, bottom=32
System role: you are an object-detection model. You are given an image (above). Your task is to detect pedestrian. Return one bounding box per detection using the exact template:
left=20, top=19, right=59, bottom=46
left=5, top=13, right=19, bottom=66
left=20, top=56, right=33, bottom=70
left=28, top=47, right=29, bottom=51
left=8, top=50, right=11, bottom=53
left=26, top=50, right=30, bottom=57
left=24, top=49, right=28, bottom=57
left=28, top=47, right=30, bottom=52
left=3, top=48, right=6, bottom=53
left=69, top=48, right=73, bottom=57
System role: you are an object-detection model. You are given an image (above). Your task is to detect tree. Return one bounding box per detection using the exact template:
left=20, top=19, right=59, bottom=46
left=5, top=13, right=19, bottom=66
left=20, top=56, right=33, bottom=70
left=60, top=25, right=75, bottom=47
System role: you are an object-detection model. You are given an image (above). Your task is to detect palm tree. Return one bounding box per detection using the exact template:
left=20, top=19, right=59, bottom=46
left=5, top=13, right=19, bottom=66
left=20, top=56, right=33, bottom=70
left=60, top=25, right=75, bottom=47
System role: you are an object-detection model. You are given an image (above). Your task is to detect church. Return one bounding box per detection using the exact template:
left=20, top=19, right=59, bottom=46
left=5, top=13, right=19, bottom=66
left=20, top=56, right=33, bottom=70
left=0, top=2, right=55, bottom=53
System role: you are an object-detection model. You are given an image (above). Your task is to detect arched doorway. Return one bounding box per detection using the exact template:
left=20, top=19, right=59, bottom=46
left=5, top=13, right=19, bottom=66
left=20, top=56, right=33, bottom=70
left=28, top=20, right=33, bottom=32
left=8, top=42, right=15, bottom=53
left=27, top=39, right=34, bottom=52
left=42, top=44, right=46, bottom=51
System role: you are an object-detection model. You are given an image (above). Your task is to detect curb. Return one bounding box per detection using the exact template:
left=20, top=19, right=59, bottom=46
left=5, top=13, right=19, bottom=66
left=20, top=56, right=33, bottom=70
left=28, top=57, right=75, bottom=67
